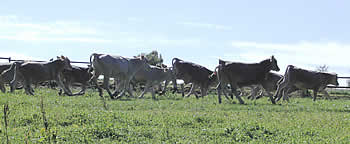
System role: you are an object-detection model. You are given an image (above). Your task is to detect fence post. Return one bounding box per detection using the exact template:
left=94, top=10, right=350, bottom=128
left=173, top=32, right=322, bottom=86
left=8, top=57, right=11, bottom=63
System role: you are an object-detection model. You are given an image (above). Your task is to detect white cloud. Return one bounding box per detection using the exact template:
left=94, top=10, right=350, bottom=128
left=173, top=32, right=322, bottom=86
left=231, top=41, right=350, bottom=69
left=0, top=15, right=112, bottom=43
left=177, top=22, right=232, bottom=31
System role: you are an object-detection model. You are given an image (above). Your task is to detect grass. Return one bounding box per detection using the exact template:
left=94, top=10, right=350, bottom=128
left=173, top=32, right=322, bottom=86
left=0, top=88, right=349, bottom=143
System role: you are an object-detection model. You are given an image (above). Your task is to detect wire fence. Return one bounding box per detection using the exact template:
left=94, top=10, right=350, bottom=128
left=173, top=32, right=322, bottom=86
left=0, top=57, right=89, bottom=64
left=1, top=56, right=349, bottom=89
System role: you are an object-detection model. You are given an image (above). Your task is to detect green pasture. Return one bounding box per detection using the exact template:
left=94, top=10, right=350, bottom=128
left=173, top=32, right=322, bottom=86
left=0, top=88, right=349, bottom=143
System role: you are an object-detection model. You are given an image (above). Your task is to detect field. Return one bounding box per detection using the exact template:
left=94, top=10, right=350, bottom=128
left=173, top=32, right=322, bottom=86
left=0, top=88, right=349, bottom=143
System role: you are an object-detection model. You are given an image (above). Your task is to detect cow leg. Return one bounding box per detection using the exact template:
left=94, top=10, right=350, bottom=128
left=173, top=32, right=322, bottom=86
left=101, top=76, right=114, bottom=98
left=9, top=81, right=16, bottom=93
left=186, top=83, right=198, bottom=98
left=216, top=83, right=223, bottom=104
left=248, top=85, right=260, bottom=100
left=56, top=75, right=73, bottom=96
left=322, top=90, right=331, bottom=100
left=116, top=76, right=133, bottom=99
left=77, top=84, right=86, bottom=95
left=200, top=86, right=208, bottom=98
left=112, top=79, right=123, bottom=96
left=151, top=86, right=156, bottom=100
left=124, top=78, right=135, bottom=98
left=281, top=86, right=290, bottom=101
left=216, top=82, right=231, bottom=104
left=274, top=80, right=289, bottom=102
left=231, top=83, right=245, bottom=104
left=89, top=71, right=104, bottom=97
left=24, top=79, right=34, bottom=95
left=0, top=79, right=5, bottom=93
left=256, top=89, right=265, bottom=99
left=139, top=82, right=151, bottom=98
left=161, top=80, right=170, bottom=95
left=126, top=85, right=134, bottom=98
left=265, top=91, right=276, bottom=104
left=172, top=78, right=177, bottom=94
left=222, top=85, right=231, bottom=100
left=312, top=89, right=318, bottom=101
left=62, top=81, right=73, bottom=96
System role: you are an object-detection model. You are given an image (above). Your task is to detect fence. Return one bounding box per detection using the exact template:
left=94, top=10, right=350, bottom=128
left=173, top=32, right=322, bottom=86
left=326, top=77, right=350, bottom=89
left=0, top=56, right=89, bottom=64
left=1, top=56, right=350, bottom=89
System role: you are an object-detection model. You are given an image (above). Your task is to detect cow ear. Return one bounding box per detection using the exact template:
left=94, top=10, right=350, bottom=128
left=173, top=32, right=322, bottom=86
left=140, top=55, right=145, bottom=60
left=61, top=55, right=65, bottom=60
left=219, top=59, right=225, bottom=65
left=271, top=55, right=275, bottom=61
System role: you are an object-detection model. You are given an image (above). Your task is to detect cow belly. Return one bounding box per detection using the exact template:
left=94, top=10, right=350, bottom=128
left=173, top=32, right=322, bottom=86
left=294, top=82, right=315, bottom=90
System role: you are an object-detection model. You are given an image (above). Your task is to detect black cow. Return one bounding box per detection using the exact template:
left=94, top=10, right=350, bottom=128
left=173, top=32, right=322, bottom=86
left=172, top=58, right=217, bottom=98
left=11, top=56, right=73, bottom=95
left=214, top=56, right=280, bottom=104
left=274, top=65, right=338, bottom=102
left=59, top=65, right=91, bottom=96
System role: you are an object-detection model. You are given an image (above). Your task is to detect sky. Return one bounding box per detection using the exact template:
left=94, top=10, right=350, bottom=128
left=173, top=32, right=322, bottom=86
left=0, top=0, right=350, bottom=84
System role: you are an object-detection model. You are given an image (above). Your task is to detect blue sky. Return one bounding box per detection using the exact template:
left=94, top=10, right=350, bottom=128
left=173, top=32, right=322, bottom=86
left=1, top=0, right=350, bottom=80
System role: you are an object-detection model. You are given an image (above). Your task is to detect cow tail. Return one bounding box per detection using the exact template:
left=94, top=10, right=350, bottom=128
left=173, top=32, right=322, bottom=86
left=89, top=53, right=99, bottom=73
left=89, top=53, right=98, bottom=66
left=278, top=65, right=293, bottom=84
left=10, top=62, right=20, bottom=86
left=171, top=58, right=179, bottom=67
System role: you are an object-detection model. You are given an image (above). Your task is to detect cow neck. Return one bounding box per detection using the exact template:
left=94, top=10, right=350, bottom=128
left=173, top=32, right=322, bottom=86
left=45, top=60, right=65, bottom=73
left=259, top=59, right=273, bottom=73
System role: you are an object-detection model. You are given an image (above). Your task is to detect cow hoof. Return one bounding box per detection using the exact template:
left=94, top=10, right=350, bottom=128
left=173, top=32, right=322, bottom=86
left=114, top=96, right=122, bottom=100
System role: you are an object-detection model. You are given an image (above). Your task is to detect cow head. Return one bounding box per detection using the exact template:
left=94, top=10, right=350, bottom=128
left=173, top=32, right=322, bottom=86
left=58, top=56, right=72, bottom=71
left=130, top=55, right=149, bottom=71
left=329, top=74, right=339, bottom=86
left=270, top=55, right=280, bottom=72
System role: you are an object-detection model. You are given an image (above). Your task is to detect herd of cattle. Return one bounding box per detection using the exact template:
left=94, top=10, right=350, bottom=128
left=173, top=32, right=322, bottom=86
left=0, top=53, right=340, bottom=104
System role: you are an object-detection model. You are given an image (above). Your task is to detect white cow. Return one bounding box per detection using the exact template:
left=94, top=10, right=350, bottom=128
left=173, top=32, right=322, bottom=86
left=135, top=65, right=175, bottom=99
left=89, top=53, right=148, bottom=99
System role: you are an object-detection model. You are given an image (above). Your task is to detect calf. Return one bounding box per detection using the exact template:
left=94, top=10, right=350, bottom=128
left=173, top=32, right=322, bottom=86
left=136, top=65, right=175, bottom=99
left=60, top=65, right=91, bottom=96
left=248, top=72, right=299, bottom=100
left=172, top=58, right=217, bottom=98
left=0, top=62, right=12, bottom=92
left=11, top=56, right=73, bottom=95
left=274, top=65, right=339, bottom=102
left=0, top=62, right=23, bottom=93
left=214, top=56, right=280, bottom=104
left=89, top=53, right=148, bottom=99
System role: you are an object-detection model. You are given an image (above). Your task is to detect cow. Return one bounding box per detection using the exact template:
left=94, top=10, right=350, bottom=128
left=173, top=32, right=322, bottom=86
left=128, top=63, right=171, bottom=94
left=214, top=56, right=280, bottom=104
left=172, top=58, right=217, bottom=98
left=274, top=65, right=339, bottom=102
left=11, top=56, right=73, bottom=95
left=59, top=65, right=91, bottom=96
left=247, top=72, right=299, bottom=100
left=0, top=62, right=12, bottom=92
left=0, top=62, right=24, bottom=93
left=89, top=53, right=148, bottom=99
left=136, top=65, right=175, bottom=99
